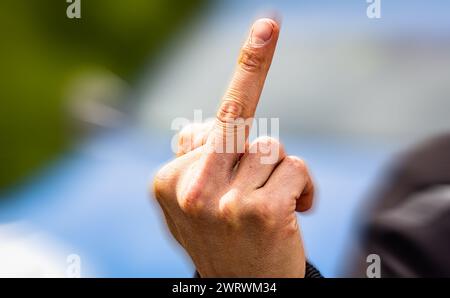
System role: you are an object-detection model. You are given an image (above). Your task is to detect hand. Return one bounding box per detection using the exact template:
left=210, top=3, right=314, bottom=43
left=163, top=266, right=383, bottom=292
left=152, top=18, right=314, bottom=277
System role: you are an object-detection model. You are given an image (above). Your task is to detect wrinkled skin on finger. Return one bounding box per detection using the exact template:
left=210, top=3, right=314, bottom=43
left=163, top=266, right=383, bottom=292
left=152, top=18, right=315, bottom=277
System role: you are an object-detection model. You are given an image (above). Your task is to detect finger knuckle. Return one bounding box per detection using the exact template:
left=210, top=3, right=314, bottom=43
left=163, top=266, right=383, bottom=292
left=218, top=192, right=240, bottom=222
left=238, top=46, right=264, bottom=72
left=178, top=124, right=192, bottom=140
left=252, top=136, right=283, bottom=155
left=152, top=179, right=165, bottom=203
left=216, top=98, right=245, bottom=123
left=152, top=165, right=175, bottom=202
left=177, top=126, right=193, bottom=150
left=178, top=183, right=206, bottom=216
left=179, top=196, right=202, bottom=217
left=286, top=156, right=307, bottom=173
left=255, top=136, right=280, bottom=146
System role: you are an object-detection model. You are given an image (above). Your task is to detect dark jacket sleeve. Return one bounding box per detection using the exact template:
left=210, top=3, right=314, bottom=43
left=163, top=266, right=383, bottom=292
left=194, top=261, right=323, bottom=278
left=305, top=261, right=323, bottom=278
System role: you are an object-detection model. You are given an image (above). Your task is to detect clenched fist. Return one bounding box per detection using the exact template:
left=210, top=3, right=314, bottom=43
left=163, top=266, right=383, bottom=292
left=152, top=18, right=314, bottom=277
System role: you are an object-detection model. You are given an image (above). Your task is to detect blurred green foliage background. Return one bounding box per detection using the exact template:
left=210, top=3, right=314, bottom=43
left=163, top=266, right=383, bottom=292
left=0, top=0, right=205, bottom=190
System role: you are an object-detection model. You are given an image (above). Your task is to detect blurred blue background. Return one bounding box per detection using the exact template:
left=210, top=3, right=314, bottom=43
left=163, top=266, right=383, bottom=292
left=1, top=0, right=450, bottom=277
